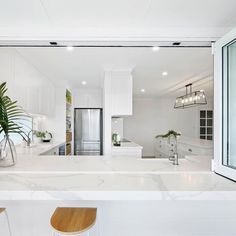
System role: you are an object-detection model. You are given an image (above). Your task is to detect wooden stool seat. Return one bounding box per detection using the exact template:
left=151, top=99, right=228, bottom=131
left=0, top=208, right=6, bottom=214
left=51, top=207, right=97, bottom=235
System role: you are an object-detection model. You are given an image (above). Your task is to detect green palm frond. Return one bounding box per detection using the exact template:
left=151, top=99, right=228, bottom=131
left=0, top=82, right=27, bottom=140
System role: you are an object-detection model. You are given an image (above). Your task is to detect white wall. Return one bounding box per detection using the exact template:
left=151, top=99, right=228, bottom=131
left=0, top=200, right=236, bottom=236
left=112, top=118, right=124, bottom=139
left=124, top=96, right=213, bottom=156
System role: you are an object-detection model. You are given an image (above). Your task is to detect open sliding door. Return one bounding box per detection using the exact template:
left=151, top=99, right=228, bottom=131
left=214, top=28, right=236, bottom=180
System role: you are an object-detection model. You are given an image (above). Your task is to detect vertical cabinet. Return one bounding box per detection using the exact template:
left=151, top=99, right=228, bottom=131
left=0, top=49, right=55, bottom=117
left=111, top=71, right=133, bottom=116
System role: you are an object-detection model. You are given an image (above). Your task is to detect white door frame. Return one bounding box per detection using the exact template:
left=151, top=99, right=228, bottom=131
left=214, top=28, right=236, bottom=180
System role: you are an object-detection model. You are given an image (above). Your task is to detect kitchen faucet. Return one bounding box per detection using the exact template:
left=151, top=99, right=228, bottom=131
left=168, top=136, right=179, bottom=165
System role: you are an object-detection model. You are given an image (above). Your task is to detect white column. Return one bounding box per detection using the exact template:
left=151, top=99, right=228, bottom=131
left=103, top=70, right=112, bottom=155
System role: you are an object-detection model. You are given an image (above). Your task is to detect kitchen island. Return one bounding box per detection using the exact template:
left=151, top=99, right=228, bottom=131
left=112, top=141, right=143, bottom=157
left=0, top=150, right=236, bottom=200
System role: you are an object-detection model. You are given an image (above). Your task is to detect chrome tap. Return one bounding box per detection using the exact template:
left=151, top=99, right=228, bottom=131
left=169, top=153, right=179, bottom=165
left=168, top=135, right=179, bottom=165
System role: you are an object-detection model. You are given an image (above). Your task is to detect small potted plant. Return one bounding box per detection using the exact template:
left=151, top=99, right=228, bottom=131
left=33, top=131, right=53, bottom=143
left=155, top=130, right=181, bottom=144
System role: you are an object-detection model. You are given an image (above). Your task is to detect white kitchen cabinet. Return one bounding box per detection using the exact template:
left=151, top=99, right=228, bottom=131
left=112, top=141, right=143, bottom=158
left=40, top=81, right=55, bottom=117
left=111, top=72, right=133, bottom=116
left=0, top=49, right=55, bottom=117
left=41, top=146, right=59, bottom=155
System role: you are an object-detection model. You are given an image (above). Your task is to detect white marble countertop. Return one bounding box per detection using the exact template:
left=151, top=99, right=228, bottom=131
left=112, top=141, right=143, bottom=149
left=0, top=172, right=236, bottom=200
left=178, top=137, right=213, bottom=149
left=0, top=155, right=211, bottom=173
left=0, top=155, right=236, bottom=200
left=16, top=141, right=65, bottom=156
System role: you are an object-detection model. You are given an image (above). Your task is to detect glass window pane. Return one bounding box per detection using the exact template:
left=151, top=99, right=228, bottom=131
left=207, top=119, right=213, bottom=126
left=200, top=110, right=206, bottom=118
left=200, top=127, right=206, bottom=134
left=0, top=116, right=33, bottom=145
left=207, top=128, right=213, bottom=135
left=223, top=40, right=236, bottom=168
left=207, top=111, right=213, bottom=118
left=200, top=119, right=206, bottom=126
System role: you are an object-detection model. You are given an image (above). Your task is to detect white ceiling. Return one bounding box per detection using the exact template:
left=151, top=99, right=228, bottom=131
left=0, top=0, right=235, bottom=39
left=16, top=46, right=213, bottom=98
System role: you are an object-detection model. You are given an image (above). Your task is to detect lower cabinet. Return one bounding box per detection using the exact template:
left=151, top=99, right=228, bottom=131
left=41, top=147, right=59, bottom=156
left=112, top=147, right=142, bottom=158
left=154, top=138, right=213, bottom=158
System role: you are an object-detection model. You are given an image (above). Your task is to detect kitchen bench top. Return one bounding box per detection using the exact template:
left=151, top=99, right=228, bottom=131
left=0, top=155, right=236, bottom=200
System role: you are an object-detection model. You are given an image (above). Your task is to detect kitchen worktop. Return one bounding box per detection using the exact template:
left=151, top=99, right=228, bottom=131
left=0, top=155, right=211, bottom=173
left=112, top=141, right=143, bottom=149
left=16, top=141, right=65, bottom=156
left=0, top=154, right=236, bottom=200
left=178, top=137, right=213, bottom=149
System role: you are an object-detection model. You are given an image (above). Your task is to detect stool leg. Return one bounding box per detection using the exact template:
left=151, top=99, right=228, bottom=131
left=4, top=210, right=12, bottom=236
left=96, top=211, right=100, bottom=236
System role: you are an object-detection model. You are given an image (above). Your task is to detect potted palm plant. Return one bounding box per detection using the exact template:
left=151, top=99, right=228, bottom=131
left=0, top=82, right=27, bottom=167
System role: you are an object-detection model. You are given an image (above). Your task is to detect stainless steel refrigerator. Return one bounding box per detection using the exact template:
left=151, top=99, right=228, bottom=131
left=74, top=109, right=103, bottom=155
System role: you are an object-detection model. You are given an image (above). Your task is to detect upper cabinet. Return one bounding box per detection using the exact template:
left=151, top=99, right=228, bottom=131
left=111, top=70, right=133, bottom=116
left=0, top=49, right=55, bottom=117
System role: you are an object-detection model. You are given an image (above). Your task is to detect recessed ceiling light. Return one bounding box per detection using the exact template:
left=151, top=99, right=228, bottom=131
left=162, top=71, right=168, bottom=76
left=67, top=46, right=74, bottom=51
left=140, top=89, right=145, bottom=93
left=152, top=46, right=160, bottom=51
left=81, top=81, right=87, bottom=85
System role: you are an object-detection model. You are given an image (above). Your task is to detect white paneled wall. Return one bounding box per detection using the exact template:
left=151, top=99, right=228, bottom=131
left=0, top=48, right=55, bottom=116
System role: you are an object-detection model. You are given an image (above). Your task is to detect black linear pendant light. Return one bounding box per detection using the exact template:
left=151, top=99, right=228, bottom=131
left=174, top=83, right=207, bottom=109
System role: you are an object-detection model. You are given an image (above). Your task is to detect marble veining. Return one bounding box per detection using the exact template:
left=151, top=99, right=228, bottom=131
left=0, top=155, right=212, bottom=173
left=0, top=172, right=236, bottom=200
left=0, top=146, right=234, bottom=201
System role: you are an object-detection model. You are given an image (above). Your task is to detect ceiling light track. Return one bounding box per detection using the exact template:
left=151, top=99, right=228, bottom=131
left=0, top=41, right=213, bottom=48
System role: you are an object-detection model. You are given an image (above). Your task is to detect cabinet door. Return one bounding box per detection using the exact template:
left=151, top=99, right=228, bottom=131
left=111, top=75, right=133, bottom=116
left=39, top=81, right=55, bottom=116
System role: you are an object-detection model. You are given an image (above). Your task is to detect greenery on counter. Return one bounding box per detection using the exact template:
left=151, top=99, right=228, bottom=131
left=33, top=130, right=52, bottom=139
left=155, top=130, right=181, bottom=139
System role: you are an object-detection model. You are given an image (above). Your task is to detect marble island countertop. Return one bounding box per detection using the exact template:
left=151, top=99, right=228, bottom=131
left=0, top=155, right=236, bottom=200
left=0, top=155, right=212, bottom=173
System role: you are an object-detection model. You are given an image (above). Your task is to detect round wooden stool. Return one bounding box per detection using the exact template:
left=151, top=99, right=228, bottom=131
left=0, top=208, right=12, bottom=236
left=50, top=207, right=98, bottom=236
